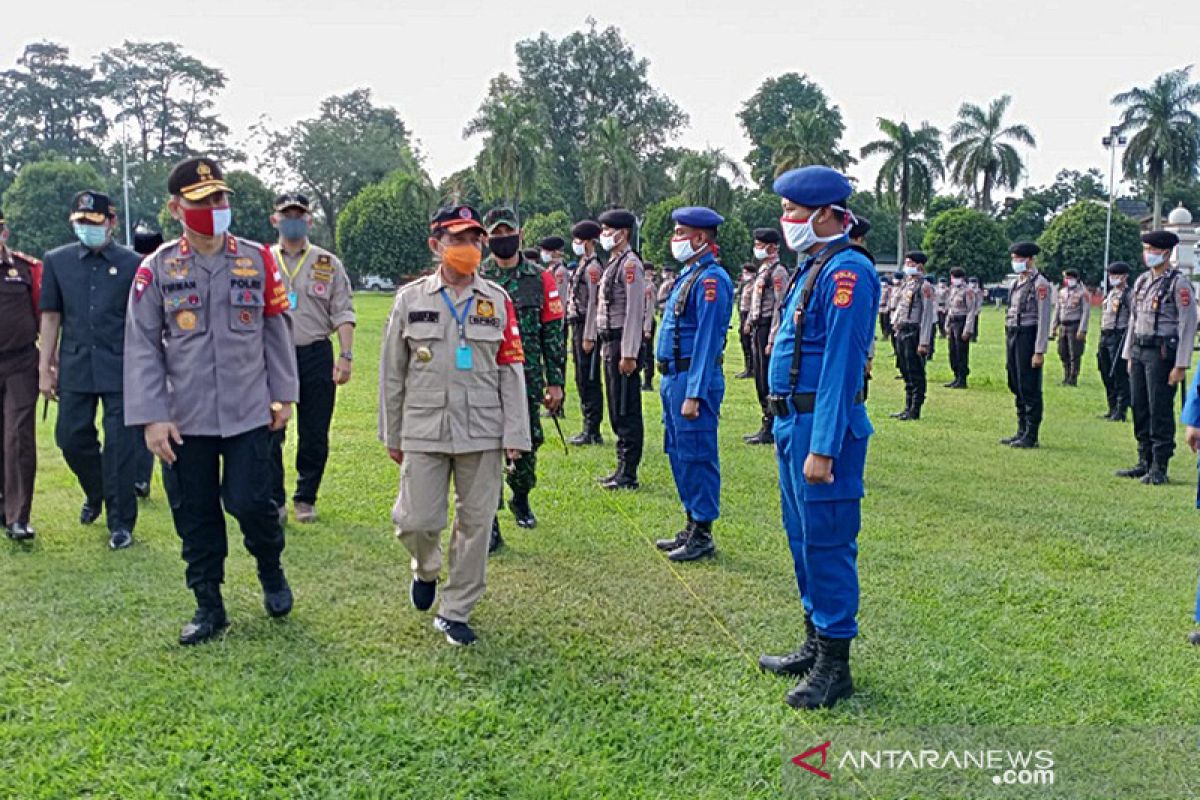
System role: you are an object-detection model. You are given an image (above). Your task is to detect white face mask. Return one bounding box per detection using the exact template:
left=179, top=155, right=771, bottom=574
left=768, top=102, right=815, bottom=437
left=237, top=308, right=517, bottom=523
left=1144, top=252, right=1166, bottom=268
left=951, top=277, right=963, bottom=286
left=1011, top=260, right=1028, bottom=274
left=599, top=233, right=619, bottom=251
left=572, top=241, right=586, bottom=257
left=780, top=207, right=847, bottom=253
left=753, top=246, right=769, bottom=261
left=670, top=236, right=697, bottom=263
left=540, top=251, right=552, bottom=264
left=903, top=265, right=919, bottom=276
left=1065, top=278, right=1077, bottom=288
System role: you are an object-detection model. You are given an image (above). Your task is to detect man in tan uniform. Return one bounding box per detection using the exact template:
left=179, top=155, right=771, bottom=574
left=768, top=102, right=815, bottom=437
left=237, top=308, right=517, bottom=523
left=1050, top=268, right=1090, bottom=386
left=267, top=193, right=356, bottom=523
left=379, top=204, right=530, bottom=646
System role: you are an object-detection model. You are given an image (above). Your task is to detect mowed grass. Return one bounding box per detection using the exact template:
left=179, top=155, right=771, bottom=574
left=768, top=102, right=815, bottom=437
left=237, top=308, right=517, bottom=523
left=2, top=296, right=1199, bottom=799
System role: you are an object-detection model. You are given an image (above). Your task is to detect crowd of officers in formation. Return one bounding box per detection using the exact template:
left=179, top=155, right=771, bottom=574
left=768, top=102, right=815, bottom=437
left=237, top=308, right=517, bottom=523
left=9, top=153, right=1200, bottom=712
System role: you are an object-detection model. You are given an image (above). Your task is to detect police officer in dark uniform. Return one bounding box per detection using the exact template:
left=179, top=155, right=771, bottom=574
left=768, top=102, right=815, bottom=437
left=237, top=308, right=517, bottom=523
left=652, top=207, right=733, bottom=562
left=0, top=210, right=42, bottom=541
left=38, top=191, right=143, bottom=549
left=131, top=223, right=164, bottom=499
left=566, top=220, right=605, bottom=445
left=124, top=157, right=300, bottom=645
left=1002, top=242, right=1053, bottom=448
left=1097, top=261, right=1133, bottom=421
left=890, top=251, right=935, bottom=420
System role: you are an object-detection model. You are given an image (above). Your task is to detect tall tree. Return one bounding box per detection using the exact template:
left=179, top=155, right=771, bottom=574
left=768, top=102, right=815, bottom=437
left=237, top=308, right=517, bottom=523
left=255, top=88, right=426, bottom=244
left=464, top=79, right=547, bottom=221
left=767, top=108, right=854, bottom=177
left=1112, top=66, right=1200, bottom=228
left=861, top=119, right=944, bottom=262
left=580, top=116, right=645, bottom=211
left=737, top=73, right=844, bottom=189
left=2, top=160, right=106, bottom=256
left=671, top=148, right=743, bottom=216
left=946, top=95, right=1036, bottom=212
left=97, top=41, right=231, bottom=162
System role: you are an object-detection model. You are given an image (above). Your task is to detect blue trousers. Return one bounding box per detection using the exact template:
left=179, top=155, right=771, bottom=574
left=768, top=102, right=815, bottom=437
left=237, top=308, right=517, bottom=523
left=660, top=372, right=722, bottom=523
left=774, top=412, right=868, bottom=639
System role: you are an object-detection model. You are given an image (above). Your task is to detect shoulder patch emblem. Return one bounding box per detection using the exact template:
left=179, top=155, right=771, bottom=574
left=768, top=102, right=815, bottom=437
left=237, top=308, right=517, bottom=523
left=133, top=265, right=154, bottom=301
left=703, top=277, right=717, bottom=302
left=833, top=270, right=858, bottom=309
left=1038, top=285, right=1048, bottom=301
left=476, top=299, right=495, bottom=318
left=1181, top=287, right=1192, bottom=308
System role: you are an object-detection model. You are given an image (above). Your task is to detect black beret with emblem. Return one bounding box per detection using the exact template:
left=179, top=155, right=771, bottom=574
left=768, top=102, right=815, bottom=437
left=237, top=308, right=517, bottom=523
left=133, top=224, right=164, bottom=256
left=274, top=193, right=310, bottom=213
left=168, top=157, right=233, bottom=201
left=753, top=228, right=781, bottom=245
left=69, top=191, right=116, bottom=224
left=538, top=236, right=565, bottom=251
left=1106, top=261, right=1131, bottom=274
left=571, top=220, right=601, bottom=240
left=1142, top=230, right=1180, bottom=249
left=522, top=248, right=540, bottom=261
left=905, top=250, right=928, bottom=265
left=1010, top=241, right=1040, bottom=257
left=598, top=208, right=636, bottom=230
left=430, top=204, right=485, bottom=234
left=849, top=216, right=872, bottom=239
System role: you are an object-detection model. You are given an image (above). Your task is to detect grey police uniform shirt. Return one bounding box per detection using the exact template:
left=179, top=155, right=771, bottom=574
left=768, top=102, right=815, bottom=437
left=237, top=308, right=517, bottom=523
left=1121, top=268, right=1198, bottom=368
left=124, top=235, right=300, bottom=437
left=40, top=240, right=143, bottom=394
left=656, top=274, right=676, bottom=312
left=945, top=283, right=980, bottom=335
left=568, top=254, right=603, bottom=342
left=891, top=275, right=936, bottom=347
left=378, top=270, right=530, bottom=455
left=737, top=271, right=755, bottom=317
left=1101, top=284, right=1132, bottom=331
left=551, top=261, right=569, bottom=307
left=595, top=246, right=646, bottom=360
left=273, top=243, right=357, bottom=347
left=1051, top=283, right=1090, bottom=333
left=749, top=258, right=789, bottom=327
left=879, top=283, right=892, bottom=316
left=1005, top=270, right=1054, bottom=354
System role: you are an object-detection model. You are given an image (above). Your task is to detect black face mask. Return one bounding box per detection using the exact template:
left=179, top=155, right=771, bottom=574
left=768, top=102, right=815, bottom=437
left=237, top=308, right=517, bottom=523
left=489, top=235, right=521, bottom=260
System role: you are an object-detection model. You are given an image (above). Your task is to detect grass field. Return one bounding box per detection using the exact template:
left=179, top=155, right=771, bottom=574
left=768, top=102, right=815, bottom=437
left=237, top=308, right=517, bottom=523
left=3, top=296, right=1199, bottom=799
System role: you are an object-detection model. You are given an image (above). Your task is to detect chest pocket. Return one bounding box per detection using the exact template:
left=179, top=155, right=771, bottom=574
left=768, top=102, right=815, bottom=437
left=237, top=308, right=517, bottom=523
left=306, top=273, right=333, bottom=302
left=230, top=288, right=264, bottom=332
left=0, top=269, right=31, bottom=295
left=165, top=293, right=207, bottom=337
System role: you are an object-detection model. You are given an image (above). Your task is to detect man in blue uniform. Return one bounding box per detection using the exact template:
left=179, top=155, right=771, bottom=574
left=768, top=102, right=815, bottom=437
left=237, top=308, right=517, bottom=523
left=652, top=207, right=733, bottom=562
left=1182, top=386, right=1200, bottom=645
left=756, top=166, right=879, bottom=711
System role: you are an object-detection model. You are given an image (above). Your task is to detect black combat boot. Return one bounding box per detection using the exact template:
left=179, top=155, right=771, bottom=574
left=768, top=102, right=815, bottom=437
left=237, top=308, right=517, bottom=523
left=1115, top=460, right=1150, bottom=478
left=744, top=416, right=774, bottom=445
left=784, top=635, right=854, bottom=710
left=488, top=517, right=504, bottom=554
left=999, top=413, right=1027, bottom=445
left=509, top=492, right=537, bottom=529
left=1009, top=422, right=1039, bottom=449
left=656, top=516, right=693, bottom=551
left=906, top=402, right=922, bottom=421
left=1141, top=463, right=1169, bottom=485
left=259, top=566, right=293, bottom=618
left=759, top=612, right=818, bottom=677
left=602, top=463, right=639, bottom=490
left=180, top=582, right=229, bottom=646
left=597, top=461, right=623, bottom=485
left=668, top=520, right=715, bottom=562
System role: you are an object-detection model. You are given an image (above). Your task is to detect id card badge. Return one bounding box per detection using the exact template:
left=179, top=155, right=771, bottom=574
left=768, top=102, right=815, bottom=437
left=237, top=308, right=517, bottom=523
left=287, top=291, right=298, bottom=310
left=455, top=345, right=474, bottom=371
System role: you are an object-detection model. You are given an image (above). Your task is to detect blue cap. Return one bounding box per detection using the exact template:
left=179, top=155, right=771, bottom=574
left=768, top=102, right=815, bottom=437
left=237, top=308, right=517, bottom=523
left=773, top=166, right=852, bottom=207
left=671, top=206, right=724, bottom=229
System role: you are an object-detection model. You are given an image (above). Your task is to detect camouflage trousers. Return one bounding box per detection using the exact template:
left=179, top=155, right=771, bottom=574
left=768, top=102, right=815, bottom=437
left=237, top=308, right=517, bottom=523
left=506, top=393, right=545, bottom=496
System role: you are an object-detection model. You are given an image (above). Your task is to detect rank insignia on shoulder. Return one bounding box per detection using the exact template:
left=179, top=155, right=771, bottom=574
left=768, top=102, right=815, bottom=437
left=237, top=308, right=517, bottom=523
left=476, top=299, right=495, bottom=318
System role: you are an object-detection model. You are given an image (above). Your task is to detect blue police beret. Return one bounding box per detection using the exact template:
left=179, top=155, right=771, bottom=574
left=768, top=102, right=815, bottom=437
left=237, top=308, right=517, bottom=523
left=773, top=166, right=852, bottom=207
left=671, top=206, right=724, bottom=229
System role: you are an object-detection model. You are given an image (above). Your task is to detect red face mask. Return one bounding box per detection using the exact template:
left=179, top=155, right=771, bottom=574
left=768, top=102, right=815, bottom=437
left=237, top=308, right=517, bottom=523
left=180, top=205, right=232, bottom=237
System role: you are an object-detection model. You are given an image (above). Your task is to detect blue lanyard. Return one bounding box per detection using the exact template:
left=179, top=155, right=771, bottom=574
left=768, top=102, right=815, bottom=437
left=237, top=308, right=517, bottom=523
left=439, top=288, right=473, bottom=343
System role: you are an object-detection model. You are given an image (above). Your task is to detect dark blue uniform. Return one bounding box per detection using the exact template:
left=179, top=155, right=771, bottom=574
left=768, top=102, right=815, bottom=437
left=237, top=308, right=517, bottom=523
left=1179, top=370, right=1200, bottom=624
left=768, top=237, right=879, bottom=639
left=41, top=240, right=143, bottom=536
left=656, top=251, right=733, bottom=524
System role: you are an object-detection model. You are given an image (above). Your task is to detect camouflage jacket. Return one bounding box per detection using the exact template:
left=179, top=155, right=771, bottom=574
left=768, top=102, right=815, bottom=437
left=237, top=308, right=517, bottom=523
left=481, top=256, right=566, bottom=394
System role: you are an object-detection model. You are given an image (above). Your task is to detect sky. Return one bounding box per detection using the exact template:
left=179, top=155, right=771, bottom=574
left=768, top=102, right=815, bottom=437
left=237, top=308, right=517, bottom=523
left=4, top=0, right=1197, bottom=201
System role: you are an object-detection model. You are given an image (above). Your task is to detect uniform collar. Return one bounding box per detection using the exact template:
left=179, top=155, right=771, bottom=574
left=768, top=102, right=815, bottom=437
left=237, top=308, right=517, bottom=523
left=77, top=240, right=116, bottom=261
left=428, top=267, right=488, bottom=297
left=684, top=250, right=716, bottom=274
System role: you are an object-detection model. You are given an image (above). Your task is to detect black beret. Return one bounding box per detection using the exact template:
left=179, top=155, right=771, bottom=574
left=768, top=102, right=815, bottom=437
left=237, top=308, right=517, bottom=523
left=742, top=263, right=756, bottom=272
left=598, top=208, right=636, bottom=229
left=132, top=226, right=164, bottom=256
left=430, top=204, right=485, bottom=234
left=1063, top=268, right=1080, bottom=278
left=849, top=216, right=872, bottom=239
left=522, top=248, right=540, bottom=261
left=69, top=190, right=116, bottom=223
left=752, top=228, right=781, bottom=245
left=949, top=266, right=966, bottom=277
left=538, top=236, right=565, bottom=251
left=1142, top=230, right=1180, bottom=249
left=571, top=220, right=601, bottom=240
left=167, top=157, right=231, bottom=201
left=1010, top=241, right=1040, bottom=257
left=1106, top=261, right=1131, bottom=274
left=905, top=251, right=928, bottom=265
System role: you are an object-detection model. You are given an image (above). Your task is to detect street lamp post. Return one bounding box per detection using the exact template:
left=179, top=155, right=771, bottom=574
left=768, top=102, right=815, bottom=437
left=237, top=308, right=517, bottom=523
left=1101, top=125, right=1127, bottom=291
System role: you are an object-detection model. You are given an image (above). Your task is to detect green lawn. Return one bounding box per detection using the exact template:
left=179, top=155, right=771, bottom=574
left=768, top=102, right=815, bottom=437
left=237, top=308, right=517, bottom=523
left=2, top=297, right=1198, bottom=799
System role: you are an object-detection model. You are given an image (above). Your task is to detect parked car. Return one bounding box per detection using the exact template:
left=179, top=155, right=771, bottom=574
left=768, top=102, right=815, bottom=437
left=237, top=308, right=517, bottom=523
left=360, top=274, right=395, bottom=291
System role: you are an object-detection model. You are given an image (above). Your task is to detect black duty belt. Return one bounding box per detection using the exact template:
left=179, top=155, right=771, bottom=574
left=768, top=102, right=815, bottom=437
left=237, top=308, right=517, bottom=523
left=948, top=315, right=967, bottom=322
left=1060, top=320, right=1081, bottom=328
left=1100, top=327, right=1127, bottom=336
left=657, top=356, right=724, bottom=375
left=896, top=323, right=919, bottom=333
left=1005, top=324, right=1038, bottom=334
left=598, top=330, right=621, bottom=342
left=753, top=319, right=772, bottom=328
left=1133, top=334, right=1177, bottom=349
left=768, top=391, right=865, bottom=418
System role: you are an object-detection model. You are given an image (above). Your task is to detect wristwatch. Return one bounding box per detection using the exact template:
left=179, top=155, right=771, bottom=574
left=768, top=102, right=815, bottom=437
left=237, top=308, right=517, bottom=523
left=270, top=402, right=284, bottom=413
left=339, top=351, right=353, bottom=361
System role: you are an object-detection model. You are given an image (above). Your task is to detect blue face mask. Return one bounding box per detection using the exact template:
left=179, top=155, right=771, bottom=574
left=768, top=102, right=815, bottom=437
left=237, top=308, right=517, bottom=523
left=74, top=222, right=108, bottom=249
left=278, top=217, right=308, bottom=241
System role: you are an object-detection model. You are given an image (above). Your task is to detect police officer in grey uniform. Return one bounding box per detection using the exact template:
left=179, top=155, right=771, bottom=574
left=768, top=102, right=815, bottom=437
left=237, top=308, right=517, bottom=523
left=1097, top=261, right=1133, bottom=421
left=1050, top=268, right=1090, bottom=386
left=591, top=208, right=646, bottom=490
left=734, top=263, right=756, bottom=378
left=744, top=228, right=788, bottom=444
left=131, top=223, right=164, bottom=499
left=566, top=220, right=605, bottom=445
left=39, top=191, right=142, bottom=549
left=124, top=157, right=300, bottom=645
left=1001, top=242, right=1053, bottom=448
left=943, top=266, right=979, bottom=388
left=890, top=251, right=935, bottom=420
left=1116, top=231, right=1198, bottom=484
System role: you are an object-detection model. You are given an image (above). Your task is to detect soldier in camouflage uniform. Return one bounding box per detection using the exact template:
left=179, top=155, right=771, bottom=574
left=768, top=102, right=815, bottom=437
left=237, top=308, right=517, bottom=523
left=480, top=209, right=566, bottom=542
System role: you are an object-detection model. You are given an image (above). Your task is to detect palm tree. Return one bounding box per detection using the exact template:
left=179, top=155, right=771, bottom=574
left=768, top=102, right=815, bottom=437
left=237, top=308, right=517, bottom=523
left=768, top=108, right=855, bottom=176
left=465, top=93, right=545, bottom=221
left=1112, top=66, right=1200, bottom=228
left=861, top=118, right=944, bottom=262
left=946, top=95, right=1036, bottom=212
left=581, top=116, right=645, bottom=210
left=672, top=147, right=745, bottom=216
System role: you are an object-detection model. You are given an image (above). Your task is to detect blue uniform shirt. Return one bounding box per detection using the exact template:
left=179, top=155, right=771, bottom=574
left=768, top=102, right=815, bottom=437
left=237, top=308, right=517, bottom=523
left=768, top=238, right=880, bottom=458
left=656, top=251, right=734, bottom=398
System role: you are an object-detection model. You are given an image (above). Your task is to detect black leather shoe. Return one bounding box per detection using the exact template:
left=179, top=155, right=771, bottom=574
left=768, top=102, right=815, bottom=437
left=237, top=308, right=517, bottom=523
left=411, top=578, right=437, bottom=611
left=1008, top=436, right=1039, bottom=449
left=656, top=520, right=693, bottom=552
left=999, top=432, right=1025, bottom=445
left=80, top=502, right=101, bottom=525
left=260, top=571, right=293, bottom=618
left=569, top=432, right=602, bottom=446
left=759, top=614, right=818, bottom=677
left=943, top=380, right=958, bottom=388
left=1115, top=462, right=1149, bottom=478
left=597, top=466, right=622, bottom=485
left=488, top=518, right=504, bottom=554
left=744, top=430, right=774, bottom=445
left=1188, top=630, right=1200, bottom=646
left=180, top=584, right=228, bottom=646
left=784, top=635, right=854, bottom=710
left=890, top=409, right=910, bottom=419
left=1141, top=469, right=1168, bottom=485
left=907, top=407, right=922, bottom=420
left=734, top=370, right=752, bottom=379
left=668, top=523, right=715, bottom=561
left=602, top=474, right=640, bottom=491
left=509, top=493, right=537, bottom=529
left=134, top=482, right=151, bottom=500
left=5, top=522, right=34, bottom=541
left=108, top=529, right=133, bottom=550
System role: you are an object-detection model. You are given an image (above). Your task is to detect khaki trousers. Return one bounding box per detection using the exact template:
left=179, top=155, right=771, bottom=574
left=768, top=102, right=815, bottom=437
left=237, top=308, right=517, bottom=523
left=393, top=449, right=503, bottom=622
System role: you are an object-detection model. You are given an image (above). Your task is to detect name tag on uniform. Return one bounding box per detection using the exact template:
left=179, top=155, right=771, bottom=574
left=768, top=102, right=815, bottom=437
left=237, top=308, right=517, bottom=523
left=456, top=345, right=473, bottom=371
left=288, top=291, right=298, bottom=310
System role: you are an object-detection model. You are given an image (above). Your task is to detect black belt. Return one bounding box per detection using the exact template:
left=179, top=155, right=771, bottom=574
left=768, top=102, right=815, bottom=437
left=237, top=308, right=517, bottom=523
left=1101, top=327, right=1127, bottom=336
left=948, top=315, right=967, bottom=322
left=657, top=356, right=724, bottom=375
left=895, top=323, right=919, bottom=333
left=1060, top=320, right=1081, bottom=327
left=1134, top=334, right=1177, bottom=349
left=1005, top=324, right=1038, bottom=334
left=598, top=330, right=621, bottom=342
left=753, top=319, right=772, bottom=328
left=767, top=390, right=865, bottom=418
